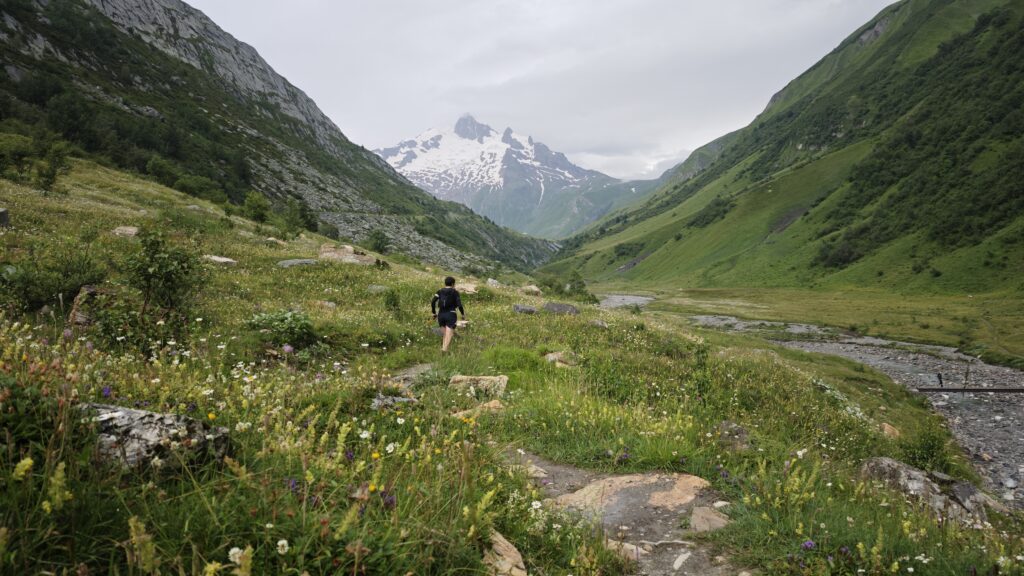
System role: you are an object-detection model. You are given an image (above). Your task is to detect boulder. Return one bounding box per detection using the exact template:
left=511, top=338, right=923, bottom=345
left=716, top=421, right=751, bottom=451
left=319, top=243, right=375, bottom=265
left=370, top=394, right=418, bottom=411
left=487, top=278, right=501, bottom=287
left=881, top=423, right=901, bottom=438
left=265, top=237, right=288, bottom=247
left=112, top=225, right=138, bottom=238
left=689, top=506, right=730, bottom=532
left=450, top=375, right=508, bottom=398
left=367, top=284, right=389, bottom=294
left=85, top=403, right=229, bottom=469
left=543, top=302, right=579, bottom=315
left=277, top=259, right=318, bottom=268
left=456, top=320, right=470, bottom=329
left=315, top=300, right=337, bottom=309
left=483, top=531, right=527, bottom=576
left=456, top=283, right=478, bottom=294
left=69, top=285, right=101, bottom=326
left=451, top=399, right=504, bottom=420
left=544, top=351, right=576, bottom=368
left=521, top=285, right=543, bottom=296
left=589, top=319, right=610, bottom=329
left=860, top=457, right=985, bottom=523
left=513, top=304, right=536, bottom=315
left=391, top=364, right=433, bottom=388
left=605, top=538, right=646, bottom=563
left=203, top=255, right=237, bottom=266
left=0, top=207, right=9, bottom=228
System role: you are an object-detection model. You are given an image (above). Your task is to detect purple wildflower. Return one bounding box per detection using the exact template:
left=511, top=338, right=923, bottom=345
left=802, top=540, right=815, bottom=551
left=282, top=344, right=294, bottom=354
left=85, top=341, right=94, bottom=352
left=102, top=386, right=112, bottom=398
left=344, top=450, right=355, bottom=462
left=380, top=491, right=396, bottom=509
left=63, top=328, right=73, bottom=342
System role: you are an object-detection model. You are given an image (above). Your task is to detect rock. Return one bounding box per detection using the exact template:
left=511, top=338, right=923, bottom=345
left=112, top=225, right=138, bottom=237
left=366, top=284, right=388, bottom=294
left=0, top=207, right=9, bottom=228
left=950, top=481, right=1003, bottom=518
left=456, top=320, right=470, bottom=329
left=85, top=403, right=229, bottom=469
left=1003, top=478, right=1019, bottom=489
left=487, top=278, right=501, bottom=287
left=689, top=506, right=730, bottom=532
left=483, top=531, right=527, bottom=576
left=605, top=538, right=646, bottom=563
left=929, top=471, right=955, bottom=484
left=315, top=300, right=337, bottom=309
left=370, top=394, right=417, bottom=411
left=452, top=399, right=504, bottom=420
left=277, top=259, right=318, bottom=268
left=980, top=453, right=993, bottom=462
left=860, top=457, right=979, bottom=523
left=319, top=243, right=375, bottom=265
left=881, top=423, right=901, bottom=438
left=544, top=352, right=575, bottom=368
left=450, top=375, right=509, bottom=398
left=69, top=285, right=101, bottom=326
left=543, top=302, right=579, bottom=315
left=555, top=473, right=708, bottom=514
left=265, top=237, right=287, bottom=247
left=513, top=304, right=536, bottom=315
left=203, top=255, right=237, bottom=266
left=391, top=364, right=433, bottom=388
left=521, top=285, right=543, bottom=296
left=456, top=283, right=478, bottom=294
left=712, top=500, right=730, bottom=509
left=589, top=319, right=609, bottom=329
left=186, top=204, right=203, bottom=211
left=716, top=420, right=751, bottom=451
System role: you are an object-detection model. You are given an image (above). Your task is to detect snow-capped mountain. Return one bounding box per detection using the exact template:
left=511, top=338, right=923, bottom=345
left=376, top=115, right=666, bottom=238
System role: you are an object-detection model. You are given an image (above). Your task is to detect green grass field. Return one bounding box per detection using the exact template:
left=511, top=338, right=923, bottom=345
left=1, top=162, right=1022, bottom=574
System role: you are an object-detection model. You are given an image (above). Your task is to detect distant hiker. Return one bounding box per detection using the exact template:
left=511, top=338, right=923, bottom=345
left=431, top=276, right=465, bottom=352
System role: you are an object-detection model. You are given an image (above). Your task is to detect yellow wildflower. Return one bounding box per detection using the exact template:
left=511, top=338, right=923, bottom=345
left=12, top=457, right=33, bottom=481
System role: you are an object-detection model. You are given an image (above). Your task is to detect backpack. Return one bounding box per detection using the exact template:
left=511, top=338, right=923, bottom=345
left=437, top=288, right=453, bottom=311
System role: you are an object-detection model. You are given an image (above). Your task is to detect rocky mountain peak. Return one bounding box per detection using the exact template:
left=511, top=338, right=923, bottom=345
left=454, top=114, right=495, bottom=142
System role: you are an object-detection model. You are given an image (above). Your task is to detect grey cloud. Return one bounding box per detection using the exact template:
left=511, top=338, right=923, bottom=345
left=187, top=0, right=896, bottom=179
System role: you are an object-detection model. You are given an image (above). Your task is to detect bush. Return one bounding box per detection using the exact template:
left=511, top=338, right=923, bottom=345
left=367, top=230, right=390, bottom=254
left=317, top=220, right=340, bottom=240
left=0, top=247, right=105, bottom=312
left=243, top=191, right=271, bottom=223
left=247, top=310, right=317, bottom=348
left=125, top=230, right=206, bottom=318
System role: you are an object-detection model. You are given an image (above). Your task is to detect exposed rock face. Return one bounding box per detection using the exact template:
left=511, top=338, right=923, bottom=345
left=451, top=399, right=504, bottom=420
left=860, top=457, right=995, bottom=524
left=450, top=375, right=508, bottom=398
left=319, top=244, right=376, bottom=265
left=69, top=285, right=101, bottom=326
left=483, top=531, right=527, bottom=576
left=85, top=403, right=230, bottom=469
left=690, top=506, right=730, bottom=532
left=543, top=302, right=579, bottom=316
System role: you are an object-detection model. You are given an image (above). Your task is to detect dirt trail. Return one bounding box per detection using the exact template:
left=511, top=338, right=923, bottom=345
left=690, top=314, right=1024, bottom=507
left=511, top=452, right=750, bottom=576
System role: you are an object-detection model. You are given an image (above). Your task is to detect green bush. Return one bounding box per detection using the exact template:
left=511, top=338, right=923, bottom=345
left=125, top=230, right=206, bottom=318
left=247, top=310, right=317, bottom=348
left=0, top=246, right=105, bottom=312
left=367, top=230, right=390, bottom=254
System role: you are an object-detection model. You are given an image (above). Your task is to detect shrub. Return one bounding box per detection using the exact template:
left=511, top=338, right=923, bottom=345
left=124, top=230, right=205, bottom=319
left=247, top=310, right=317, bottom=348
left=0, top=246, right=105, bottom=312
left=367, top=230, right=390, bottom=254
left=383, top=289, right=402, bottom=318
left=243, top=190, right=271, bottom=223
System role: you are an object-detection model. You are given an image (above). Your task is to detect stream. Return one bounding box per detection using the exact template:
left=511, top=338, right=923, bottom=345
left=689, top=314, right=1024, bottom=506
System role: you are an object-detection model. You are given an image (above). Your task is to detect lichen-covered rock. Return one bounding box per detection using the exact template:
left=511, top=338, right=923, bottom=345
left=513, top=304, right=536, bottom=315
left=860, top=457, right=988, bottom=523
left=319, top=243, right=375, bottom=265
left=589, top=319, right=610, bottom=329
left=112, top=225, right=138, bottom=237
left=69, top=285, right=101, bottom=326
left=451, top=399, right=504, bottom=420
left=487, top=278, right=501, bottom=287
left=544, top=352, right=576, bottom=368
left=543, top=302, right=579, bottom=315
left=85, top=403, right=229, bottom=469
left=521, top=285, right=543, bottom=296
left=450, top=375, right=508, bottom=398
left=689, top=506, right=730, bottom=532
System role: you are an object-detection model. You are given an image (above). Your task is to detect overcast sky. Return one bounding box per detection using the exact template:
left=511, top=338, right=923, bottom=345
left=188, top=0, right=896, bottom=179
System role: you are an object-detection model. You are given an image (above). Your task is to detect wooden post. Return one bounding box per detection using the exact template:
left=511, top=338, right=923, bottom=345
left=0, top=208, right=8, bottom=228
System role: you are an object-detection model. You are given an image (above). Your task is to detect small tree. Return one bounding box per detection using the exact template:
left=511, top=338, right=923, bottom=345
left=125, top=230, right=205, bottom=321
left=243, top=190, right=271, bottom=223
left=367, top=230, right=390, bottom=254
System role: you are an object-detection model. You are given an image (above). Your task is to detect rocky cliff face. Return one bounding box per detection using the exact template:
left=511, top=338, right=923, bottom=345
left=0, top=0, right=553, bottom=270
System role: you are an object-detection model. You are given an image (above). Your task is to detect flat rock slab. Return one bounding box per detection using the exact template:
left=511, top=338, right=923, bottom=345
left=319, top=243, right=375, bottom=265
left=521, top=285, right=543, bottom=296
left=112, top=225, right=139, bottom=237
left=450, top=375, right=508, bottom=398
left=544, top=302, right=579, bottom=315
left=513, top=304, right=537, bottom=315
left=85, top=403, right=229, bottom=470
left=203, top=255, right=237, bottom=266
left=456, top=283, right=478, bottom=294
left=451, top=399, right=504, bottom=420
left=690, top=506, right=730, bottom=532
left=391, top=364, right=433, bottom=388
left=519, top=451, right=743, bottom=576
left=277, top=259, right=318, bottom=268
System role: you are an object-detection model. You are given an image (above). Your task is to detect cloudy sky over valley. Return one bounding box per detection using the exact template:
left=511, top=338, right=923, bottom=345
left=189, top=0, right=897, bottom=179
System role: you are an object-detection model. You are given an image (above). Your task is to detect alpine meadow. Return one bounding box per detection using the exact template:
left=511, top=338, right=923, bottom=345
left=1, top=0, right=1022, bottom=575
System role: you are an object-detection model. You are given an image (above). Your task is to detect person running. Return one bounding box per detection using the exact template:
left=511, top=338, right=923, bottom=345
left=431, top=276, right=465, bottom=352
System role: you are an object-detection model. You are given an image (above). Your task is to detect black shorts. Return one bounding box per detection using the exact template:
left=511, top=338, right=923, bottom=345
left=437, top=311, right=458, bottom=329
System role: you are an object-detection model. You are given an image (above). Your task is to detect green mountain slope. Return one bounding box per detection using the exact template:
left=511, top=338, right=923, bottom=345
left=0, top=0, right=553, bottom=271
left=543, top=0, right=1024, bottom=294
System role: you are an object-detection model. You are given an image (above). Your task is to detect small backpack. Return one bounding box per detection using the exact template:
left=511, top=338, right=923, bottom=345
left=437, top=289, right=453, bottom=311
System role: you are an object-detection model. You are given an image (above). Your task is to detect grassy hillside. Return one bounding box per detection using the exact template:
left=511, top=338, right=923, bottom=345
left=1, top=162, right=1021, bottom=574
left=541, top=0, right=1024, bottom=362
left=0, top=0, right=553, bottom=271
